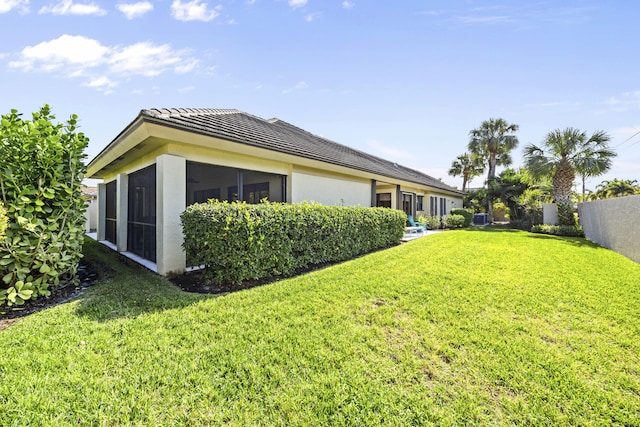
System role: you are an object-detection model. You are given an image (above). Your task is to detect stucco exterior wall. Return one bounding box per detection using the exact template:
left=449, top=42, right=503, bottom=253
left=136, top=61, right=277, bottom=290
left=543, top=203, right=558, bottom=225
left=291, top=170, right=371, bottom=206
left=85, top=198, right=97, bottom=232
left=578, top=195, right=640, bottom=264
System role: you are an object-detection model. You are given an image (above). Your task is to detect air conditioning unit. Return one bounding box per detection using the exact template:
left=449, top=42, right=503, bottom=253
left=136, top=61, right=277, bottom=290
left=473, top=213, right=488, bottom=225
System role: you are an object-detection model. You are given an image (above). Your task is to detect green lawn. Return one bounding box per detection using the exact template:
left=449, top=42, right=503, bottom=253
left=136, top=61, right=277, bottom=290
left=1, top=230, right=639, bottom=426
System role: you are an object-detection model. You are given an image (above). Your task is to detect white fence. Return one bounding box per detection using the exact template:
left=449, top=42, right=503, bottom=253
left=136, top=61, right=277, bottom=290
left=578, top=194, right=640, bottom=264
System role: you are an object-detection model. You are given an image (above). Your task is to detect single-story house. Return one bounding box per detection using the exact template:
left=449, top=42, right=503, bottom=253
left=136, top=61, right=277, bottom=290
left=87, top=108, right=464, bottom=275
left=81, top=185, right=98, bottom=233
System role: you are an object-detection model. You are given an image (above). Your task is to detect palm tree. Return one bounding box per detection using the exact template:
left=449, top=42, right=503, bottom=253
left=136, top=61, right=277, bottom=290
left=468, top=118, right=519, bottom=222
left=448, top=152, right=484, bottom=192
left=593, top=179, right=639, bottom=199
left=576, top=148, right=616, bottom=201
left=523, top=128, right=615, bottom=226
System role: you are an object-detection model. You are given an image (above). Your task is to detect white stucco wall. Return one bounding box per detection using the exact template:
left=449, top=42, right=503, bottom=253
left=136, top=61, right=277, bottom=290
left=578, top=195, right=640, bottom=264
left=543, top=203, right=558, bottom=225
left=291, top=171, right=371, bottom=206
left=156, top=154, right=187, bottom=275
left=85, top=198, right=97, bottom=233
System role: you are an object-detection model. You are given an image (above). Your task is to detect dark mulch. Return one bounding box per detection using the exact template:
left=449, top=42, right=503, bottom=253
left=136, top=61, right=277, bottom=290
left=169, top=246, right=399, bottom=295
left=0, top=261, right=98, bottom=327
left=168, top=262, right=335, bottom=295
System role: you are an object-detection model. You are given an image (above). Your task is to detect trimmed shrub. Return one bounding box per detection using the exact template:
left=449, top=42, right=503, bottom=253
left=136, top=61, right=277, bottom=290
left=443, top=214, right=465, bottom=229
left=450, top=208, right=473, bottom=227
left=181, top=201, right=406, bottom=285
left=419, top=215, right=441, bottom=230
left=531, top=224, right=585, bottom=238
left=0, top=106, right=88, bottom=307
left=508, top=218, right=532, bottom=231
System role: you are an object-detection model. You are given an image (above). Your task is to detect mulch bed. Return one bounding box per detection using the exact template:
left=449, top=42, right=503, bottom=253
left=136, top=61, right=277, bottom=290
left=0, top=261, right=98, bottom=330
left=168, top=261, right=336, bottom=295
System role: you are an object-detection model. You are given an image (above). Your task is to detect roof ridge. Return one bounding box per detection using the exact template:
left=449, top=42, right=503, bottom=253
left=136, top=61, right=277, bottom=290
left=142, top=108, right=241, bottom=119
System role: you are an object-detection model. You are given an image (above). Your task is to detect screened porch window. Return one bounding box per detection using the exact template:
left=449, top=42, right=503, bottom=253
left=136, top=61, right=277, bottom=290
left=105, top=180, right=117, bottom=245
left=127, top=165, right=156, bottom=262
left=402, top=193, right=413, bottom=217
left=376, top=192, right=392, bottom=208
left=186, top=162, right=285, bottom=206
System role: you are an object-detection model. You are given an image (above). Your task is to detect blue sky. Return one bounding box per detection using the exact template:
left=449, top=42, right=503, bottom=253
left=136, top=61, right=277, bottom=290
left=1, top=0, right=639, bottom=191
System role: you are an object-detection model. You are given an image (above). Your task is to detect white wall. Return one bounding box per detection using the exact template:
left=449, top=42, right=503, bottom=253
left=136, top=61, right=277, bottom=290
left=156, top=154, right=187, bottom=275
left=543, top=203, right=558, bottom=225
left=291, top=171, right=371, bottom=206
left=578, top=195, right=640, bottom=264
left=85, top=198, right=97, bottom=233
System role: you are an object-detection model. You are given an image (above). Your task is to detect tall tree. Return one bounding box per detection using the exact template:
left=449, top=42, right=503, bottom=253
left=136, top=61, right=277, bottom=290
left=468, top=118, right=519, bottom=222
left=523, top=127, right=615, bottom=226
left=448, top=152, right=484, bottom=192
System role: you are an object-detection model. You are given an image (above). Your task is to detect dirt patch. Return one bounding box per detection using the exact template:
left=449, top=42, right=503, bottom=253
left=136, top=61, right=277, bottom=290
left=0, top=261, right=98, bottom=330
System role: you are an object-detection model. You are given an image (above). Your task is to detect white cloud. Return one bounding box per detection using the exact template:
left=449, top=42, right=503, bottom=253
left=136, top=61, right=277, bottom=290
left=367, top=139, right=412, bottom=160
left=288, top=0, right=306, bottom=9
left=116, top=1, right=153, bottom=19
left=304, top=12, right=321, bottom=22
left=457, top=15, right=515, bottom=24
left=171, top=0, right=219, bottom=22
left=9, top=34, right=200, bottom=93
left=282, top=81, right=308, bottom=94
left=177, top=85, right=196, bottom=94
left=0, top=0, right=29, bottom=13
left=39, top=0, right=107, bottom=16
left=604, top=90, right=640, bottom=112
left=342, top=1, right=354, bottom=9
left=84, top=76, right=117, bottom=94
left=175, top=58, right=199, bottom=73
left=609, top=125, right=640, bottom=143
left=109, top=42, right=185, bottom=76
left=9, top=34, right=110, bottom=72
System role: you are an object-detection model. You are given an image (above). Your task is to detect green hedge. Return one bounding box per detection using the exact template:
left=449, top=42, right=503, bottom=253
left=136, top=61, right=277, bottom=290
left=181, top=201, right=406, bottom=285
left=0, top=106, right=88, bottom=307
left=450, top=208, right=474, bottom=227
left=531, top=224, right=585, bottom=238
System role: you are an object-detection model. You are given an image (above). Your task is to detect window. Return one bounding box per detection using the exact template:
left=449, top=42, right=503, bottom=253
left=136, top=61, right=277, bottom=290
left=105, top=180, right=117, bottom=244
left=186, top=162, right=285, bottom=205
left=376, top=192, right=392, bottom=208
left=430, top=196, right=436, bottom=216
left=440, top=197, right=446, bottom=217
left=417, top=195, right=424, bottom=211
left=228, top=182, right=270, bottom=204
left=244, top=182, right=269, bottom=203
left=127, top=165, right=156, bottom=262
left=193, top=188, right=220, bottom=204
left=402, top=193, right=413, bottom=216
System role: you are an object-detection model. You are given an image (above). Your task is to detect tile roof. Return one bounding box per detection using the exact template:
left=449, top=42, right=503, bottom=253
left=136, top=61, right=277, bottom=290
left=140, top=108, right=462, bottom=194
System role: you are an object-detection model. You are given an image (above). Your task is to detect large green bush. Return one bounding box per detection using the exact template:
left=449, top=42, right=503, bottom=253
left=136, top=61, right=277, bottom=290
left=181, top=201, right=406, bottom=285
left=450, top=208, right=473, bottom=227
left=0, top=105, right=88, bottom=307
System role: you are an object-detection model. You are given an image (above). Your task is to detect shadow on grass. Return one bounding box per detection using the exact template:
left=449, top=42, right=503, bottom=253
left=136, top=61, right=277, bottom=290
left=465, top=224, right=602, bottom=249
left=75, top=238, right=211, bottom=322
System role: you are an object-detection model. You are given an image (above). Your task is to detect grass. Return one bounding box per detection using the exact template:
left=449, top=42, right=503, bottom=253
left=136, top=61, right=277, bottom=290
left=1, top=230, right=639, bottom=426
